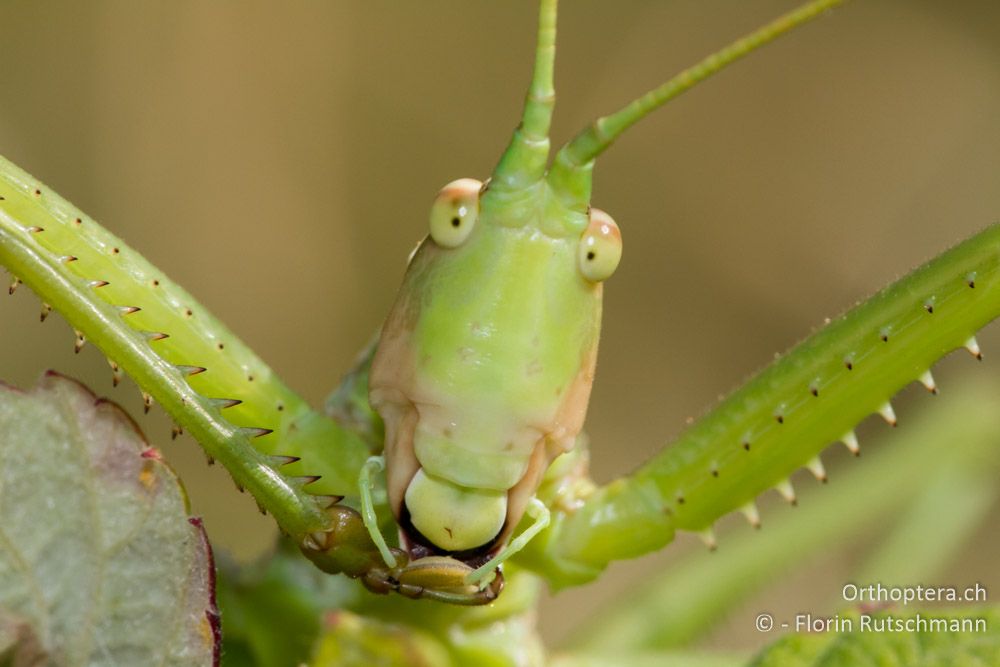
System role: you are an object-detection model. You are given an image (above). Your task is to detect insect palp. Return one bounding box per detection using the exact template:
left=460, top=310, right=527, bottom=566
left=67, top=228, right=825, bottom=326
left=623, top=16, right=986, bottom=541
left=464, top=498, right=550, bottom=587
left=359, top=456, right=398, bottom=569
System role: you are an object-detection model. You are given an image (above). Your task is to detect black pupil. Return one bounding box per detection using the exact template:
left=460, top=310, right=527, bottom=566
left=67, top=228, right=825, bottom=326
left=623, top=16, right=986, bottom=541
left=586, top=251, right=596, bottom=261
left=451, top=217, right=461, bottom=227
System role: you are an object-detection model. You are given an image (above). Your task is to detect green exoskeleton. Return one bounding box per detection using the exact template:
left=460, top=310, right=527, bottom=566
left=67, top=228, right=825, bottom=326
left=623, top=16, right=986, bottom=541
left=367, top=181, right=619, bottom=588
left=331, top=0, right=841, bottom=600
left=297, top=0, right=858, bottom=603
left=18, top=0, right=1000, bottom=614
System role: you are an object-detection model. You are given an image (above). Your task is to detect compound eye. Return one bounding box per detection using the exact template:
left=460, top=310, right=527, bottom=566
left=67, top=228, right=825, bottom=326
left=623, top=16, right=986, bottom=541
left=578, top=208, right=622, bottom=282
left=429, top=178, right=482, bottom=248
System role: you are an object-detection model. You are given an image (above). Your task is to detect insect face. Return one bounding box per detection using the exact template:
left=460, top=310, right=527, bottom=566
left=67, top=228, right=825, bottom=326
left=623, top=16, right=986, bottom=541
left=369, top=178, right=615, bottom=565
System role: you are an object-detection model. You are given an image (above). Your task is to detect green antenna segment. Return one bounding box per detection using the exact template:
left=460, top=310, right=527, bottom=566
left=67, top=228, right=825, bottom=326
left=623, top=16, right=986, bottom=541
left=490, top=0, right=558, bottom=192
left=547, top=0, right=847, bottom=210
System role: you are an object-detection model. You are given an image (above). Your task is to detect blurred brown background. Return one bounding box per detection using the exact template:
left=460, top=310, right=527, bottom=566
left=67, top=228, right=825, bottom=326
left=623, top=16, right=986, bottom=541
left=2, top=0, right=999, bottom=653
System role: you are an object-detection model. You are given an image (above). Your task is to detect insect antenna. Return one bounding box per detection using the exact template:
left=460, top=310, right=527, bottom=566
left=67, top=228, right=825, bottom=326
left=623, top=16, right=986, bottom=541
left=489, top=0, right=558, bottom=192
left=547, top=0, right=847, bottom=210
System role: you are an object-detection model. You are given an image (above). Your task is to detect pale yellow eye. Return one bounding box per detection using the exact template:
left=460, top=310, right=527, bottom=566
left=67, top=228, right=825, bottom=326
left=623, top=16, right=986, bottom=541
left=578, top=208, right=622, bottom=282
left=429, top=178, right=482, bottom=248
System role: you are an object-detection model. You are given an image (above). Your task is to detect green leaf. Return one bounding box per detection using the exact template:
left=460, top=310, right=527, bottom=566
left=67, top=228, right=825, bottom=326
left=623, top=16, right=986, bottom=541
left=309, top=611, right=450, bottom=667
left=0, top=372, right=219, bottom=666
left=219, top=540, right=550, bottom=667
left=217, top=540, right=360, bottom=667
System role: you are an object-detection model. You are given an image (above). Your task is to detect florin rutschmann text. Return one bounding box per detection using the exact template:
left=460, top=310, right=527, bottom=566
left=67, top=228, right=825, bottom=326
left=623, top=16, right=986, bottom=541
left=753, top=583, right=989, bottom=635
